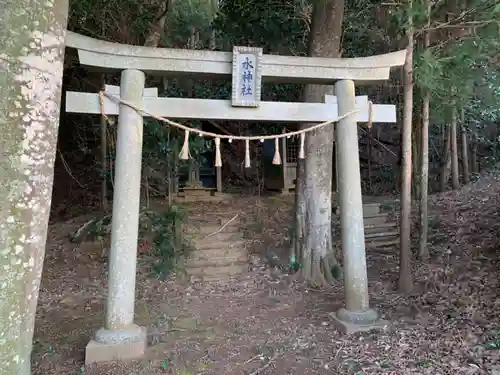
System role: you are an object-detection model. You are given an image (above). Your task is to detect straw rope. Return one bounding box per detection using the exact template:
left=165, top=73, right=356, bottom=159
left=99, top=91, right=373, bottom=166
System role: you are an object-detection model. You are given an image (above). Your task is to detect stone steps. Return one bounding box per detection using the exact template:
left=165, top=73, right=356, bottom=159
left=186, top=223, right=240, bottom=236
left=334, top=202, right=400, bottom=251
left=188, top=231, right=243, bottom=245
left=182, top=214, right=247, bottom=282
left=187, top=263, right=247, bottom=282
left=365, top=237, right=399, bottom=249
left=364, top=221, right=398, bottom=234
left=186, top=255, right=247, bottom=268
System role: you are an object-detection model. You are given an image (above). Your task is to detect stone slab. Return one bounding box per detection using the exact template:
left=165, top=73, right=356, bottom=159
left=85, top=336, right=147, bottom=365
left=330, top=312, right=389, bottom=334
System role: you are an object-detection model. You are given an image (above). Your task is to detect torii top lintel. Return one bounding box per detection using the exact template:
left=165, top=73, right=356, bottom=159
left=65, top=31, right=405, bottom=85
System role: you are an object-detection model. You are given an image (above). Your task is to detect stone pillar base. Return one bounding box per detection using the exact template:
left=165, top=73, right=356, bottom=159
left=85, top=325, right=147, bottom=365
left=330, top=308, right=389, bottom=335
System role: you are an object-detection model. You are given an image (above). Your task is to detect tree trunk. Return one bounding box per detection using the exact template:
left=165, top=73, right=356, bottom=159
left=294, top=0, right=344, bottom=286
left=399, top=0, right=414, bottom=294
left=411, top=105, right=422, bottom=200
left=461, top=121, right=469, bottom=184
left=0, top=0, right=68, bottom=373
left=367, top=129, right=373, bottom=193
left=144, top=0, right=171, bottom=47
left=440, top=124, right=452, bottom=191
left=419, top=92, right=430, bottom=260
left=418, top=0, right=431, bottom=260
left=450, top=105, right=460, bottom=189
left=142, top=1, right=171, bottom=199
left=471, top=137, right=478, bottom=174
left=100, top=75, right=109, bottom=212
left=210, top=0, right=219, bottom=50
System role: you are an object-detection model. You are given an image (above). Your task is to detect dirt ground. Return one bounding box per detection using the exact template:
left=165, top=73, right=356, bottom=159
left=32, top=173, right=500, bottom=375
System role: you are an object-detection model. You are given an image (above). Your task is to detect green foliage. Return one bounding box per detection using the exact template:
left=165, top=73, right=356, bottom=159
left=343, top=0, right=382, bottom=57
left=67, top=0, right=500, bottom=193
left=213, top=0, right=308, bottom=54
left=212, top=0, right=307, bottom=124
left=410, top=0, right=500, bottom=132
left=71, top=205, right=193, bottom=280
left=163, top=0, right=215, bottom=48
left=69, top=0, right=155, bottom=42
left=143, top=205, right=194, bottom=280
left=414, top=49, right=443, bottom=93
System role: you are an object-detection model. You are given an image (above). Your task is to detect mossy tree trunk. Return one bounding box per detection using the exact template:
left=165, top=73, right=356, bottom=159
left=293, top=0, right=345, bottom=287
left=0, top=0, right=69, bottom=373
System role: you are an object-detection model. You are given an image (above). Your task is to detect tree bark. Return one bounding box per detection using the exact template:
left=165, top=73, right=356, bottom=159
left=399, top=0, right=414, bottom=294
left=144, top=0, right=171, bottom=47
left=419, top=92, right=430, bottom=260
left=450, top=104, right=460, bottom=189
left=367, top=129, right=373, bottom=193
left=411, top=105, right=422, bottom=200
left=471, top=137, right=478, bottom=174
left=142, top=0, right=171, bottom=199
left=440, top=124, right=452, bottom=191
left=0, top=0, right=68, bottom=372
left=100, top=75, right=109, bottom=212
left=461, top=118, right=470, bottom=184
left=209, top=0, right=219, bottom=50
left=418, top=0, right=431, bottom=260
left=294, top=0, right=344, bottom=286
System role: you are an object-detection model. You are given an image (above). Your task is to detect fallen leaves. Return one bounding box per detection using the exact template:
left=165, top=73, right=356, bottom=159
left=32, top=168, right=500, bottom=374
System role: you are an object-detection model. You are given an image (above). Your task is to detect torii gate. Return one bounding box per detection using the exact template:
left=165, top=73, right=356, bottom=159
left=64, top=31, right=405, bottom=364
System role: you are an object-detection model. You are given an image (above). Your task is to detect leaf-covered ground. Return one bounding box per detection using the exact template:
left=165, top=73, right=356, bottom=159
left=33, top=170, right=500, bottom=375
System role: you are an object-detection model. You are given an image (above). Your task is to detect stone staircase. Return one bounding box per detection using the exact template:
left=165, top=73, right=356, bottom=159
left=183, top=213, right=248, bottom=282
left=334, top=202, right=400, bottom=250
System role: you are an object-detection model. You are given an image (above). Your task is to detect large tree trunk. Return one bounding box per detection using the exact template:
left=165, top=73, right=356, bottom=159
left=294, top=0, right=344, bottom=286
left=399, top=0, right=414, bottom=294
left=0, top=0, right=68, bottom=373
left=450, top=104, right=460, bottom=189
left=418, top=0, right=431, bottom=260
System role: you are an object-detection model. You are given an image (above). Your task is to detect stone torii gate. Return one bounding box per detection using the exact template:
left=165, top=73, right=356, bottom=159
left=64, top=31, right=405, bottom=364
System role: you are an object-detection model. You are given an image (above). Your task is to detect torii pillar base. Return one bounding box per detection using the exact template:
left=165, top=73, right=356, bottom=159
left=85, top=326, right=147, bottom=365
left=330, top=309, right=389, bottom=334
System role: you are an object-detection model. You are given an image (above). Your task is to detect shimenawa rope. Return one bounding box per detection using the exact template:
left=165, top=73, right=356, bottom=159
left=99, top=91, right=373, bottom=168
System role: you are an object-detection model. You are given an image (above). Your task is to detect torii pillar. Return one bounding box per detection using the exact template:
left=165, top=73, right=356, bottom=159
left=330, top=79, right=388, bottom=334
left=85, top=69, right=148, bottom=364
